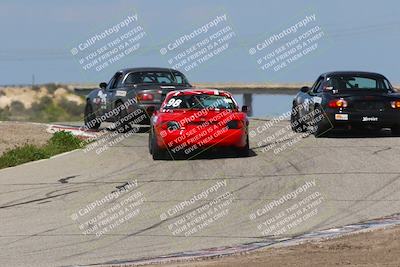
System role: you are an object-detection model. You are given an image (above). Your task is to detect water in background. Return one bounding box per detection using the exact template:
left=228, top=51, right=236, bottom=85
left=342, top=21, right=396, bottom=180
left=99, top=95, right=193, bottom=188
left=233, top=93, right=296, bottom=118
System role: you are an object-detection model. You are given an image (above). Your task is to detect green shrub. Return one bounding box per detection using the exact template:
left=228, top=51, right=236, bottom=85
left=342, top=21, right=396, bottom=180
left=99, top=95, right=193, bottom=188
left=10, top=100, right=25, bottom=112
left=1, top=93, right=85, bottom=123
left=58, top=97, right=85, bottom=117
left=44, top=83, right=59, bottom=94
left=0, top=145, right=49, bottom=169
left=30, top=96, right=67, bottom=122
left=47, top=131, right=83, bottom=153
left=0, top=131, right=84, bottom=169
left=9, top=101, right=26, bottom=117
left=0, top=107, right=10, bottom=120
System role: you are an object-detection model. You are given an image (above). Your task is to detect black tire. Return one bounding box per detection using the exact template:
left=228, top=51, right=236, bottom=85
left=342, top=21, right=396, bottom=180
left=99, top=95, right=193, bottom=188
left=148, top=129, right=153, bottom=155
left=290, top=104, right=306, bottom=133
left=84, top=103, right=100, bottom=130
left=115, top=101, right=131, bottom=133
left=312, top=106, right=329, bottom=137
left=392, top=126, right=400, bottom=136
left=236, top=135, right=250, bottom=157
left=151, top=132, right=165, bottom=160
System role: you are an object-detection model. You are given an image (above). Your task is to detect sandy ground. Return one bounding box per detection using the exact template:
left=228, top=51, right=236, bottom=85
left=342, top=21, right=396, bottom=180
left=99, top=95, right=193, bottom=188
left=0, top=121, right=52, bottom=155
left=156, top=225, right=400, bottom=267
left=0, top=86, right=84, bottom=109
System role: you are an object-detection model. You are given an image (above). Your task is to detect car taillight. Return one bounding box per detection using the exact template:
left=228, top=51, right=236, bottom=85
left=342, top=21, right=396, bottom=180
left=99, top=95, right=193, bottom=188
left=328, top=99, right=348, bottom=108
left=391, top=100, right=400, bottom=109
left=161, top=121, right=180, bottom=131
left=137, top=93, right=154, bottom=101
left=227, top=120, right=243, bottom=129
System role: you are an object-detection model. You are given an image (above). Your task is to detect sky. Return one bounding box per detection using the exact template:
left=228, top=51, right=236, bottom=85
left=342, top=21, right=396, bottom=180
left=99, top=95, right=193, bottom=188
left=0, top=0, right=399, bottom=85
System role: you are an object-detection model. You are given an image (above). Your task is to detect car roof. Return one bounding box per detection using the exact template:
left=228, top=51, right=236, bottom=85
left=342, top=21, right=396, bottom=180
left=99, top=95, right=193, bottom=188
left=166, top=88, right=232, bottom=97
left=321, top=71, right=386, bottom=78
left=117, top=67, right=184, bottom=75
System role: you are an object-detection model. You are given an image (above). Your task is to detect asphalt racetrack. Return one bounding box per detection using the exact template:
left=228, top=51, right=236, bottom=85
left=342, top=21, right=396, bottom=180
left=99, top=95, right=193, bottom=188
left=1, top=119, right=400, bottom=266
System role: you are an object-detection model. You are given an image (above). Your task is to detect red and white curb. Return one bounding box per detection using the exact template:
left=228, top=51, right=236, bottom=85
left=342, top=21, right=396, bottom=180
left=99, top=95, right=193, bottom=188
left=46, top=124, right=101, bottom=139
left=80, top=213, right=400, bottom=266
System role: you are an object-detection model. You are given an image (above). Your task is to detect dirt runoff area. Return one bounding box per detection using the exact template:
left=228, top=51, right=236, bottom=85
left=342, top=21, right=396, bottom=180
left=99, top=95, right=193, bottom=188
left=151, top=225, right=400, bottom=267
left=0, top=121, right=52, bottom=155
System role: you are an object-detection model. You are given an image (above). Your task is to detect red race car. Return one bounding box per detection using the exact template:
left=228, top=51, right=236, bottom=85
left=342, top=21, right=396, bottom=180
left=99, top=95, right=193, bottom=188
left=149, top=89, right=249, bottom=159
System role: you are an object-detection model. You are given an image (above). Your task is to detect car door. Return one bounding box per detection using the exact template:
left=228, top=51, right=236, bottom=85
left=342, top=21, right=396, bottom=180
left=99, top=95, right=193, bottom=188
left=105, top=72, right=124, bottom=113
left=303, top=76, right=324, bottom=122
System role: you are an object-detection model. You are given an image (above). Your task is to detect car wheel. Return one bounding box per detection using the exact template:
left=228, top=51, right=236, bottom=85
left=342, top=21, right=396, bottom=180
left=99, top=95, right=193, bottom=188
left=115, top=101, right=131, bottom=132
left=392, top=126, right=400, bottom=136
left=84, top=103, right=100, bottom=130
left=290, top=104, right=306, bottom=132
left=148, top=129, right=153, bottom=155
left=151, top=133, right=166, bottom=160
left=236, top=135, right=250, bottom=157
left=312, top=106, right=329, bottom=137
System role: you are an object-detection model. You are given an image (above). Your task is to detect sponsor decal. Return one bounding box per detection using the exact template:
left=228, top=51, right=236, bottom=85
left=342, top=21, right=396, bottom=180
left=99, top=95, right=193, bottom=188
left=312, top=96, right=322, bottom=104
left=116, top=90, right=127, bottom=97
left=362, top=116, right=378, bottom=122
left=97, top=90, right=107, bottom=109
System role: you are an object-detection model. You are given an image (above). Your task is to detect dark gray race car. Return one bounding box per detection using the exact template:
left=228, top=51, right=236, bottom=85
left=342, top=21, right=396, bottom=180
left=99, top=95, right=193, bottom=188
left=291, top=71, right=400, bottom=136
left=84, top=67, right=191, bottom=130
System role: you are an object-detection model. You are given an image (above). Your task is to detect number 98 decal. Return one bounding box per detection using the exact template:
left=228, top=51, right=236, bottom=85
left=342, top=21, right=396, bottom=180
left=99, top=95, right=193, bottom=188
left=166, top=98, right=182, bottom=108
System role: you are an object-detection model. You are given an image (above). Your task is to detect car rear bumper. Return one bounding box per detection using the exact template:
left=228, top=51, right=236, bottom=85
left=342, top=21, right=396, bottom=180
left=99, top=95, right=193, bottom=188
left=324, top=109, right=400, bottom=128
left=126, top=103, right=161, bottom=125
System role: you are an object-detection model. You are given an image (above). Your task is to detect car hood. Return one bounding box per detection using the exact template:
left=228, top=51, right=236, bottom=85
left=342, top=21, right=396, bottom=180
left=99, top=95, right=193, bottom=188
left=155, top=109, right=246, bottom=126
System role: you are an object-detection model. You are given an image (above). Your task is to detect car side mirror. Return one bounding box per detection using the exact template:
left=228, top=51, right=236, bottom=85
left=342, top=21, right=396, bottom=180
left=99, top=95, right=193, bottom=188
left=241, top=105, right=248, bottom=113
left=99, top=82, right=107, bottom=90
left=300, top=86, right=310, bottom=93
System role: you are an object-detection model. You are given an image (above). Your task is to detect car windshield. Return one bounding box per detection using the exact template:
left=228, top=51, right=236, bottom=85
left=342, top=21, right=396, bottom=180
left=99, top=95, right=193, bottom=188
left=124, top=71, right=188, bottom=85
left=162, top=94, right=237, bottom=110
left=327, top=75, right=391, bottom=90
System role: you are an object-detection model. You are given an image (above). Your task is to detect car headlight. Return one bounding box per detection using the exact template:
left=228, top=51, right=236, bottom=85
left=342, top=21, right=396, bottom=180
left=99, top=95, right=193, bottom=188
left=161, top=121, right=180, bottom=131
left=227, top=120, right=243, bottom=129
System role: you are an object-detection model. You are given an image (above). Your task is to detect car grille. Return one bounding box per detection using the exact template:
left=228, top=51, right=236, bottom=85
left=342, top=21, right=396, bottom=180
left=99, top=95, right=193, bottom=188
left=186, top=121, right=219, bottom=126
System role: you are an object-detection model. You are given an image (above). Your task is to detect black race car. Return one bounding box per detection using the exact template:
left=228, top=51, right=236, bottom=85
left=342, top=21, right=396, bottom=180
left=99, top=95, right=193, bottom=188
left=84, top=67, right=191, bottom=130
left=291, top=71, right=400, bottom=136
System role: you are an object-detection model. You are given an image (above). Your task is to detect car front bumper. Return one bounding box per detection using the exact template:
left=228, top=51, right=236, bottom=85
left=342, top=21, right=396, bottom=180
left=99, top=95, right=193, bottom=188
left=156, top=127, right=247, bottom=151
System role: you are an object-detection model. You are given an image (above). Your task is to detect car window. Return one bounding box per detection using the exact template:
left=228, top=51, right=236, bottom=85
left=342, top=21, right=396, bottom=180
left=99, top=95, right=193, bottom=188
left=162, top=94, right=237, bottom=110
left=107, top=75, right=117, bottom=90
left=310, top=76, right=321, bottom=92
left=108, top=72, right=123, bottom=90
left=116, top=74, right=125, bottom=88
left=173, top=74, right=184, bottom=84
left=124, top=71, right=188, bottom=85
left=312, top=76, right=323, bottom=93
left=328, top=75, right=390, bottom=90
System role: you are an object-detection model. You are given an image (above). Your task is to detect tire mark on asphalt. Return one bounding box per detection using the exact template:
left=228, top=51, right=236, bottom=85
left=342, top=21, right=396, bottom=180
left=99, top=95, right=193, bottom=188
left=58, top=175, right=78, bottom=184
left=3, top=171, right=400, bottom=186
left=0, top=223, right=97, bottom=256
left=0, top=184, right=59, bottom=195
left=313, top=174, right=400, bottom=231
left=61, top=181, right=255, bottom=260
left=287, top=161, right=302, bottom=173
left=0, top=191, right=78, bottom=209
left=0, top=185, right=65, bottom=207
left=372, top=147, right=392, bottom=155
